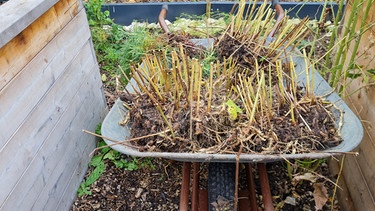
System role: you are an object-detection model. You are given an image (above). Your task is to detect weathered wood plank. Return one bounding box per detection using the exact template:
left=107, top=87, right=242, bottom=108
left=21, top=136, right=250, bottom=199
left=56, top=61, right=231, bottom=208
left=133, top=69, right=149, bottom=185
left=328, top=157, right=356, bottom=211
left=347, top=80, right=375, bottom=184
left=0, top=43, right=104, bottom=209
left=333, top=1, right=375, bottom=209
left=0, top=39, right=96, bottom=206
left=0, top=0, right=58, bottom=47
left=56, top=137, right=99, bottom=211
left=31, top=68, right=105, bottom=211
left=339, top=80, right=375, bottom=210
left=0, top=0, right=81, bottom=91
left=7, top=66, right=104, bottom=210
left=342, top=155, right=375, bottom=210
left=0, top=9, right=90, bottom=146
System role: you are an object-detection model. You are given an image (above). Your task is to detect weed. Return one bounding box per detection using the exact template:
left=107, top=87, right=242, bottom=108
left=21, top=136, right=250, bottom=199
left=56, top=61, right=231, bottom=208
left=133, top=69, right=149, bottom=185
left=84, top=0, right=162, bottom=85
left=77, top=124, right=155, bottom=197
left=77, top=183, right=92, bottom=197
left=286, top=158, right=327, bottom=181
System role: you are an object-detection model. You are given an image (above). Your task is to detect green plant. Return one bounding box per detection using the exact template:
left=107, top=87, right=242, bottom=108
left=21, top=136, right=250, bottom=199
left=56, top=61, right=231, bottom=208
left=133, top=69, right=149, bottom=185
left=77, top=183, right=92, bottom=197
left=286, top=158, right=327, bottom=181
left=85, top=0, right=162, bottom=86
left=309, top=0, right=375, bottom=94
left=77, top=124, right=155, bottom=197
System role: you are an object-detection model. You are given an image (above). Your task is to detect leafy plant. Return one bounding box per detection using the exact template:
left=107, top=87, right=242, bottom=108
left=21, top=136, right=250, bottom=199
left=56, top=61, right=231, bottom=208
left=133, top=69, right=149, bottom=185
left=286, top=158, right=327, bottom=181
left=306, top=0, right=375, bottom=94
left=84, top=0, right=162, bottom=86
left=77, top=183, right=92, bottom=197
left=77, top=124, right=154, bottom=197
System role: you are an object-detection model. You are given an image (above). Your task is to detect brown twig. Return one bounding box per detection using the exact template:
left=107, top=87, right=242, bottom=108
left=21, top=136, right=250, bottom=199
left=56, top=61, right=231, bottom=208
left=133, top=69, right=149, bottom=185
left=83, top=129, right=170, bottom=156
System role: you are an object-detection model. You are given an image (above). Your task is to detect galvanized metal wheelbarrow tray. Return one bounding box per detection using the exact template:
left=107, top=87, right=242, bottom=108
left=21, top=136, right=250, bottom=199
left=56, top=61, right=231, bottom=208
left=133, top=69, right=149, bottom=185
left=101, top=42, right=363, bottom=163
left=101, top=3, right=363, bottom=163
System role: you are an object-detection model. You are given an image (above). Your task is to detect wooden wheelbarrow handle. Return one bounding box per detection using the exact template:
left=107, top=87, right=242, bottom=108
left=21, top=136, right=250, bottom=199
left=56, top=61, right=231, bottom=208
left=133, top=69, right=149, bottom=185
left=158, top=4, right=169, bottom=33
left=269, top=0, right=285, bottom=38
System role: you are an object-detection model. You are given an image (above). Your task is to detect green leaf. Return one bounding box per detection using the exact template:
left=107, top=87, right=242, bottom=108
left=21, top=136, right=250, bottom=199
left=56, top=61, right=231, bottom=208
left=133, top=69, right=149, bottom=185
left=85, top=162, right=105, bottom=186
left=112, top=150, right=121, bottom=159
left=98, top=140, right=111, bottom=154
left=346, top=72, right=361, bottom=79
left=367, top=68, right=375, bottom=75
left=77, top=183, right=92, bottom=197
left=101, top=74, right=107, bottom=82
left=103, top=150, right=114, bottom=160
left=89, top=155, right=104, bottom=167
left=125, top=161, right=139, bottom=171
left=95, top=124, right=102, bottom=135
left=113, top=159, right=126, bottom=169
left=224, top=99, right=243, bottom=120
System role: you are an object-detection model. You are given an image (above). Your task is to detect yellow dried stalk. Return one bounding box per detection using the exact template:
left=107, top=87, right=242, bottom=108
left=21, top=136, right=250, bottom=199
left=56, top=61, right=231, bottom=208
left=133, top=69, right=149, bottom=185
left=250, top=70, right=265, bottom=124
left=207, top=62, right=214, bottom=112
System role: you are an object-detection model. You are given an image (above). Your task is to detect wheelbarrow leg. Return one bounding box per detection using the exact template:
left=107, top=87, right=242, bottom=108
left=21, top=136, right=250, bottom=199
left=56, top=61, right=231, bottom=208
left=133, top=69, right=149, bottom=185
left=192, top=162, right=200, bottom=211
left=258, top=163, right=274, bottom=211
left=246, top=164, right=258, bottom=211
left=180, top=162, right=191, bottom=211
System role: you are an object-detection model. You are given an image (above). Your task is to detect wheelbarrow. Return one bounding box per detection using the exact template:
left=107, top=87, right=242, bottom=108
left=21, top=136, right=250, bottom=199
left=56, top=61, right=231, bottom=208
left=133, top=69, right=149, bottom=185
left=101, top=1, right=363, bottom=210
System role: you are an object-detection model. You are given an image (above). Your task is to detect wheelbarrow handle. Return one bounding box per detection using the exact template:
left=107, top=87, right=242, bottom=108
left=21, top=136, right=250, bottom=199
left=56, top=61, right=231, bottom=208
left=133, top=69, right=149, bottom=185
left=158, top=4, right=169, bottom=33
left=269, top=0, right=284, bottom=38
left=272, top=0, right=280, bottom=8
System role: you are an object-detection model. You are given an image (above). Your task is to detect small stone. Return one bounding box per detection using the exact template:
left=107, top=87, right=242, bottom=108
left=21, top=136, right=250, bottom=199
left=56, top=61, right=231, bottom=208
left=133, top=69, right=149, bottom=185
left=285, top=196, right=296, bottom=206
left=135, top=188, right=143, bottom=198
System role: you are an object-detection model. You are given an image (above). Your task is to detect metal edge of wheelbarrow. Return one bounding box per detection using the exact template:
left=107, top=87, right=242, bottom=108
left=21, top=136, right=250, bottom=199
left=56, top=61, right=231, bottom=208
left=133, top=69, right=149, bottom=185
left=101, top=39, right=363, bottom=163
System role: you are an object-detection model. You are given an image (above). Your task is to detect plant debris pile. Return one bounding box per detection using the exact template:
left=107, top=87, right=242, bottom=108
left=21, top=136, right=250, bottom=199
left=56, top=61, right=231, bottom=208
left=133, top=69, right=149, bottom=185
left=118, top=1, right=343, bottom=155
left=165, top=33, right=202, bottom=57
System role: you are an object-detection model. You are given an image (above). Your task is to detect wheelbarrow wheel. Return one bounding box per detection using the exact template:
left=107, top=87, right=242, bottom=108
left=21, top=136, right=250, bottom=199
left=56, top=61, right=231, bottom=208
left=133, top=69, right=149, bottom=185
left=208, top=162, right=236, bottom=211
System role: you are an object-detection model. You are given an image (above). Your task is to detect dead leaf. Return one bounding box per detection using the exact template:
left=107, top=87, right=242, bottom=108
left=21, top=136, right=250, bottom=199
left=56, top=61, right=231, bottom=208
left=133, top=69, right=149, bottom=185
left=135, top=188, right=143, bottom=198
left=292, top=172, right=318, bottom=186
left=211, top=195, right=232, bottom=211
left=313, top=183, right=328, bottom=210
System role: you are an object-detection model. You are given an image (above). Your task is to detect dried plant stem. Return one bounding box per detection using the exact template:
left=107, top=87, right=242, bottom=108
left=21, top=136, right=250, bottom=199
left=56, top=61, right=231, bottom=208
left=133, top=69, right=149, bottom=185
left=207, top=62, right=214, bottom=112
left=331, top=155, right=345, bottom=211
left=84, top=129, right=171, bottom=156
left=250, top=70, right=264, bottom=124
left=189, top=58, right=195, bottom=140
left=131, top=62, right=175, bottom=138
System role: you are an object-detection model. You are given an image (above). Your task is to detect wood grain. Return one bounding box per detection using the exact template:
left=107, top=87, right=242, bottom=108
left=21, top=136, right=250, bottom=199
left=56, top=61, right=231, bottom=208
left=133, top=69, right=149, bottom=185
left=331, top=1, right=375, bottom=209
left=31, top=65, right=105, bottom=211
left=0, top=40, right=96, bottom=207
left=0, top=42, right=104, bottom=209
left=0, top=0, right=58, bottom=47
left=0, top=0, right=105, bottom=209
left=0, top=0, right=81, bottom=91
left=0, top=9, right=90, bottom=146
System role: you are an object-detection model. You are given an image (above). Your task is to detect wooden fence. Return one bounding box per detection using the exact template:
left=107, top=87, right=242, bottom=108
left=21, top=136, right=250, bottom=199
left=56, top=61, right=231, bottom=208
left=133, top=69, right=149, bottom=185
left=0, top=0, right=107, bottom=209
left=330, top=0, right=375, bottom=210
